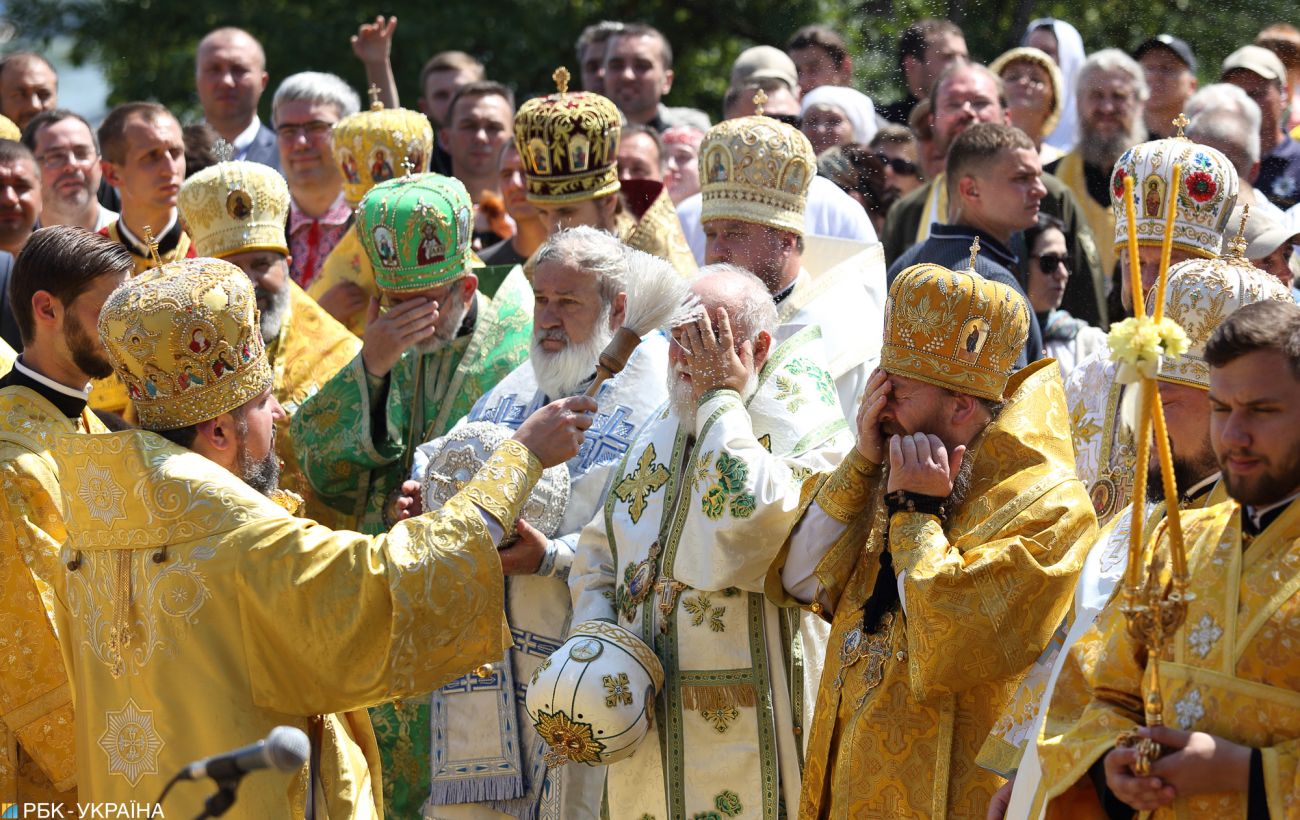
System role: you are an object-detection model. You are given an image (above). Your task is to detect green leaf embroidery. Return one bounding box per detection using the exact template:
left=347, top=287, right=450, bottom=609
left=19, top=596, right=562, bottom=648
left=700, top=485, right=727, bottom=520
left=729, top=493, right=755, bottom=519
left=715, top=790, right=743, bottom=816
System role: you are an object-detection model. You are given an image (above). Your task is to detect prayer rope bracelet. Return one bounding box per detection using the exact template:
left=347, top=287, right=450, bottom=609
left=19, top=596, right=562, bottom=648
left=884, top=490, right=949, bottom=522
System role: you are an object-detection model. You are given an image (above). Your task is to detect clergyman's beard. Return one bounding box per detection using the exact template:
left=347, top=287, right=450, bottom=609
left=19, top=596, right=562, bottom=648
left=666, top=364, right=758, bottom=430
left=416, top=295, right=471, bottom=355
left=235, top=415, right=280, bottom=496
left=1080, top=120, right=1145, bottom=175
left=65, top=310, right=115, bottom=379
left=1146, top=443, right=1218, bottom=504
left=532, top=306, right=613, bottom=398
left=257, top=285, right=292, bottom=345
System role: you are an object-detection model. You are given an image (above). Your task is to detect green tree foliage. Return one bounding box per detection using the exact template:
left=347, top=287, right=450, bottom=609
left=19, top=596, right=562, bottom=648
left=7, top=0, right=1297, bottom=121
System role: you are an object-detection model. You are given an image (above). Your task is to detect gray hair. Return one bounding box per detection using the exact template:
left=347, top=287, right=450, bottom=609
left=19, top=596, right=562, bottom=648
left=532, top=225, right=628, bottom=306
left=693, top=263, right=779, bottom=342
left=1188, top=110, right=1261, bottom=175
left=272, top=72, right=361, bottom=124
left=1077, top=48, right=1149, bottom=105
left=1186, top=84, right=1263, bottom=172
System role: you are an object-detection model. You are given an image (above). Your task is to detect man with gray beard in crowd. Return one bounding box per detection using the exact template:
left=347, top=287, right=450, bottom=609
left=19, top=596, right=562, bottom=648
left=1046, top=48, right=1150, bottom=280
left=388, top=226, right=671, bottom=818
left=178, top=157, right=361, bottom=525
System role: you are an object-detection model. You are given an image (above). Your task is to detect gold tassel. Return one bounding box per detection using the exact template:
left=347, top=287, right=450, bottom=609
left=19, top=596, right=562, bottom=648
left=680, top=683, right=757, bottom=712
left=107, top=550, right=132, bottom=678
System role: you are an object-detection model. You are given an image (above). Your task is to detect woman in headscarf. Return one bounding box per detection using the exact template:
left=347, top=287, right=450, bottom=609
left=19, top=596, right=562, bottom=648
left=800, top=86, right=879, bottom=156
left=989, top=47, right=1065, bottom=163
left=1024, top=18, right=1086, bottom=152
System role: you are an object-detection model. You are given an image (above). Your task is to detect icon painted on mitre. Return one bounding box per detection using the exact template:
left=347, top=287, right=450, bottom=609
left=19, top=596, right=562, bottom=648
left=226, top=189, right=253, bottom=220
left=188, top=326, right=211, bottom=354
left=605, top=127, right=620, bottom=163
left=1143, top=175, right=1166, bottom=218
left=782, top=162, right=807, bottom=194
left=407, top=146, right=425, bottom=174
left=707, top=148, right=728, bottom=183
left=569, top=134, right=590, bottom=172
left=528, top=138, right=551, bottom=175
left=416, top=223, right=446, bottom=265
left=178, top=363, right=205, bottom=391
left=371, top=149, right=394, bottom=183
left=340, top=152, right=361, bottom=184
left=372, top=225, right=399, bottom=268
left=956, top=317, right=991, bottom=362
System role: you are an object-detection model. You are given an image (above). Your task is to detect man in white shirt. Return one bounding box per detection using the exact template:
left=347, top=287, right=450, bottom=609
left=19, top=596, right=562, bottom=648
left=22, top=109, right=117, bottom=232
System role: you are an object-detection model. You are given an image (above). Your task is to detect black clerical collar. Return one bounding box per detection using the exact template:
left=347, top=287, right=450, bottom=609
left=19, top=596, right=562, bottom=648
left=118, top=214, right=183, bottom=257
left=1, top=358, right=90, bottom=419
left=773, top=279, right=798, bottom=305
left=1244, top=492, right=1300, bottom=536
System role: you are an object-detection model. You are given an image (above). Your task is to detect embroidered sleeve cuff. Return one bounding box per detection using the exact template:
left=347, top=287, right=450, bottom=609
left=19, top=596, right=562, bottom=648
left=540, top=533, right=577, bottom=581
left=886, top=511, right=946, bottom=576
left=817, top=447, right=880, bottom=523
left=456, top=439, right=543, bottom=530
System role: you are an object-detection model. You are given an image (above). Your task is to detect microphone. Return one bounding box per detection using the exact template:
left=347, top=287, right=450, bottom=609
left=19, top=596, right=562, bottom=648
left=183, top=726, right=310, bottom=782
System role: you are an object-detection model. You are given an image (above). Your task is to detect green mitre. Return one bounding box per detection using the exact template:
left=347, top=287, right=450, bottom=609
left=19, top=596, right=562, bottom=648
left=356, top=173, right=474, bottom=292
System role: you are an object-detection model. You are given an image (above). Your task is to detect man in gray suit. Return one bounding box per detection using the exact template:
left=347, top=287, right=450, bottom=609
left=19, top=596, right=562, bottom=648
left=196, top=27, right=281, bottom=173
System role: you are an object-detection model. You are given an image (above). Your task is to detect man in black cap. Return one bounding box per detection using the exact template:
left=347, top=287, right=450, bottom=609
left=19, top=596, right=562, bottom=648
left=1135, top=34, right=1198, bottom=139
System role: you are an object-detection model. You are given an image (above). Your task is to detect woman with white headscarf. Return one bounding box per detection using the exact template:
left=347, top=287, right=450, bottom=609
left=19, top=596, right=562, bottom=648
left=1024, top=18, right=1086, bottom=152
left=800, top=86, right=878, bottom=156
left=990, top=46, right=1065, bottom=163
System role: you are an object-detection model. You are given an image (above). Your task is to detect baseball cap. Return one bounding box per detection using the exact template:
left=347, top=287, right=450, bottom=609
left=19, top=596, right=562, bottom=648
left=1134, top=34, right=1197, bottom=73
left=730, top=46, right=799, bottom=94
left=1222, top=205, right=1300, bottom=258
left=1221, top=45, right=1287, bottom=85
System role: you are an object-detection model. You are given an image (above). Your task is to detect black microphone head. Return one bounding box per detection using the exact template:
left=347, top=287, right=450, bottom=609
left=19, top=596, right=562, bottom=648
left=265, top=726, right=310, bottom=773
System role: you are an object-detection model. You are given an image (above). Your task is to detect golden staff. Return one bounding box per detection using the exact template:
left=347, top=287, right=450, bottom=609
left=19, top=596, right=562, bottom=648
left=1110, top=145, right=1194, bottom=775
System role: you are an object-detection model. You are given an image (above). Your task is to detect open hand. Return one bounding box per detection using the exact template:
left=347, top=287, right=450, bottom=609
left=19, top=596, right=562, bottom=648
left=316, top=281, right=370, bottom=326
left=361, top=296, right=439, bottom=377
left=675, top=307, right=752, bottom=399
left=886, top=432, right=965, bottom=496
left=855, top=368, right=891, bottom=465
left=350, top=15, right=397, bottom=66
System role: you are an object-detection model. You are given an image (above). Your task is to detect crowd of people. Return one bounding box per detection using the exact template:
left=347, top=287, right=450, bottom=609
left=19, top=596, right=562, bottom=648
left=3, top=11, right=1300, bottom=820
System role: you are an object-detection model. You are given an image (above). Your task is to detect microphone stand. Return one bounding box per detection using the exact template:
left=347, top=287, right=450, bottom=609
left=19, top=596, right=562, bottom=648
left=193, top=775, right=243, bottom=820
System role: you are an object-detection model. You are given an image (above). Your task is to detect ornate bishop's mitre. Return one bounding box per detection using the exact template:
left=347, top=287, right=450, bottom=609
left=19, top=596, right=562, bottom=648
left=1109, top=118, right=1239, bottom=258
left=355, top=173, right=474, bottom=292
left=513, top=67, right=623, bottom=205
left=882, top=261, right=1031, bottom=402
left=178, top=159, right=290, bottom=258
left=332, top=88, right=434, bottom=207
left=697, top=91, right=816, bottom=235
left=99, top=258, right=272, bottom=430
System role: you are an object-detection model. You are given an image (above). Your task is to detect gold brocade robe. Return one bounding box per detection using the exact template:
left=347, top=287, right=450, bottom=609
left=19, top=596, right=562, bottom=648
left=773, top=361, right=1096, bottom=819
left=308, top=225, right=375, bottom=336
left=1038, top=498, right=1300, bottom=818
left=271, top=282, right=363, bottom=528
left=51, top=431, right=539, bottom=819
left=0, top=388, right=106, bottom=805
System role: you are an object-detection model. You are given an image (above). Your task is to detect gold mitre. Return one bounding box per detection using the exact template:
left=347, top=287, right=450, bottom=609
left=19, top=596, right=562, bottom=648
left=99, top=257, right=272, bottom=430
left=1110, top=115, right=1239, bottom=258
left=178, top=160, right=290, bottom=258
left=333, top=86, right=434, bottom=207
left=698, top=91, right=815, bottom=235
left=0, top=114, right=18, bottom=141
left=1149, top=214, right=1292, bottom=389
left=513, top=67, right=622, bottom=205
left=882, top=258, right=1030, bottom=402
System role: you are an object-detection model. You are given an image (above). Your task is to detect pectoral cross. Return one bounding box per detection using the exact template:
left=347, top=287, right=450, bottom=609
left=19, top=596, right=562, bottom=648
left=655, top=578, right=688, bottom=635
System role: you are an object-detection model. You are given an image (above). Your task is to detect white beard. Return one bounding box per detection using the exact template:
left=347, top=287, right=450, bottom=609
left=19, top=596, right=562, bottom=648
left=532, top=308, right=613, bottom=398
left=415, top=295, right=472, bottom=355
left=257, top=285, right=292, bottom=345
left=666, top=364, right=758, bottom=430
